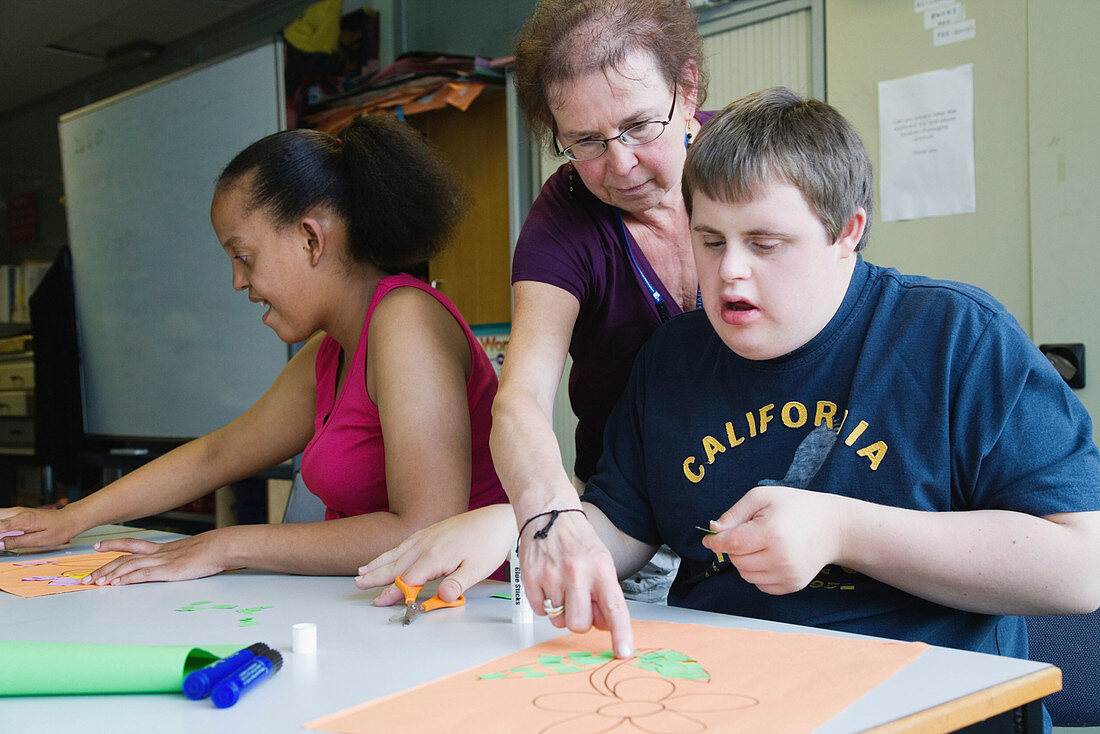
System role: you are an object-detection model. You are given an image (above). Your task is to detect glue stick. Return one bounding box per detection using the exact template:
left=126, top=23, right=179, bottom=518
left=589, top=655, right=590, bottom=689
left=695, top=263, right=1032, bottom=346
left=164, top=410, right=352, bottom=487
left=510, top=545, right=532, bottom=624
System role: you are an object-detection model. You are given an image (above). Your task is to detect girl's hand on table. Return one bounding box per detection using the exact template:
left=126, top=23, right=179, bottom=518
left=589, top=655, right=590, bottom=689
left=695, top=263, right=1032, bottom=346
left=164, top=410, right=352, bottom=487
left=0, top=506, right=81, bottom=551
left=85, top=533, right=232, bottom=585
left=355, top=504, right=516, bottom=606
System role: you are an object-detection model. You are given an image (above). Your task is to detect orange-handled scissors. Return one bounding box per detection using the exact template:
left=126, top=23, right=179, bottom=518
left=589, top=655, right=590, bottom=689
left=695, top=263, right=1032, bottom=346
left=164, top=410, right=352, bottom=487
left=389, top=576, right=465, bottom=626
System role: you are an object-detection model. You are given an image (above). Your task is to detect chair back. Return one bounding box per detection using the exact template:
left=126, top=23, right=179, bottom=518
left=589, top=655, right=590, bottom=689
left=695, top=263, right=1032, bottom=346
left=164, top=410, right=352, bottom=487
left=282, top=471, right=327, bottom=523
left=1026, top=609, right=1100, bottom=726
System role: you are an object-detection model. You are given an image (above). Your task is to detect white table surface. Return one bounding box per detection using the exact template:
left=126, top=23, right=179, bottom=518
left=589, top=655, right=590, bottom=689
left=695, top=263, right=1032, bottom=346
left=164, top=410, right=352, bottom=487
left=0, top=526, right=1055, bottom=734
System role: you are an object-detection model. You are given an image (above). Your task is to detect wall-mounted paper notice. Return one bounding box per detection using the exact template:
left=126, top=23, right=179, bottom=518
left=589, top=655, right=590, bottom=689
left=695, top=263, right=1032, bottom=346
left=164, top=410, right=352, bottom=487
left=878, top=65, right=975, bottom=222
left=933, top=18, right=976, bottom=46
left=913, top=0, right=953, bottom=12
left=924, top=3, right=965, bottom=29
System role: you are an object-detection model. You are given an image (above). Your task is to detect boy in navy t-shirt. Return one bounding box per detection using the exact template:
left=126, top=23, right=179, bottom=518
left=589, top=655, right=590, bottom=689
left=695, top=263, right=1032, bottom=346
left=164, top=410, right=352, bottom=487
left=582, top=87, right=1100, bottom=663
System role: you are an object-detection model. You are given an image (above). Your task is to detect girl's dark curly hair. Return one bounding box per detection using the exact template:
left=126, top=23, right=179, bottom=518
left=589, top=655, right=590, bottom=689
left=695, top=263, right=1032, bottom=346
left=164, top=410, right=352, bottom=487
left=217, top=115, right=467, bottom=271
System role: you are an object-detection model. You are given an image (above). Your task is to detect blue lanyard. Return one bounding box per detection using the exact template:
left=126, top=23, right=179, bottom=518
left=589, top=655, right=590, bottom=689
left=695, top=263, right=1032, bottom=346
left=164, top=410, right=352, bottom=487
left=613, top=208, right=702, bottom=322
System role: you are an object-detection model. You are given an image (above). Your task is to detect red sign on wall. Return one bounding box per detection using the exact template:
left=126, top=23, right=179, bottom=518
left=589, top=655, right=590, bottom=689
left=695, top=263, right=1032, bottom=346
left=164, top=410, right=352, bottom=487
left=6, top=191, right=38, bottom=247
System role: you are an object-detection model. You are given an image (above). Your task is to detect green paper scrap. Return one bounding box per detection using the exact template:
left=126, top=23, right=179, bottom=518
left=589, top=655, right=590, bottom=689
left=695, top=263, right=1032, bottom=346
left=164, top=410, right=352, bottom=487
left=479, top=649, right=709, bottom=682
left=479, top=664, right=538, bottom=680
left=175, top=601, right=214, bottom=612
left=567, top=650, right=616, bottom=666
left=479, top=651, right=619, bottom=680
left=0, top=641, right=242, bottom=696
left=632, top=650, right=710, bottom=681
left=536, top=654, right=586, bottom=674
left=695, top=525, right=718, bottom=534
left=490, top=592, right=511, bottom=600
left=174, top=601, right=274, bottom=625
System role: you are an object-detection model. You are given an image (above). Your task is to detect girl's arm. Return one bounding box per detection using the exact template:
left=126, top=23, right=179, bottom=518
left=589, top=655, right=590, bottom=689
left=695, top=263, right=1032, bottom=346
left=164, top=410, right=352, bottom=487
left=0, top=335, right=322, bottom=551
left=87, top=286, right=483, bottom=581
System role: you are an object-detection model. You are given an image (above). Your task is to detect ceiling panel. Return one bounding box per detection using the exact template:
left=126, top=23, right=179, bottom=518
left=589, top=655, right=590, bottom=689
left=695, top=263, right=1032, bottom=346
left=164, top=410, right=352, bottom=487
left=0, top=0, right=270, bottom=114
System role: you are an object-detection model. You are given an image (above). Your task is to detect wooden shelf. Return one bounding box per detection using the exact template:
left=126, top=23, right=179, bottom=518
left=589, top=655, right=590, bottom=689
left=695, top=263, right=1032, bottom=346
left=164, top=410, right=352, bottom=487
left=0, top=323, right=32, bottom=338
left=405, top=90, right=512, bottom=326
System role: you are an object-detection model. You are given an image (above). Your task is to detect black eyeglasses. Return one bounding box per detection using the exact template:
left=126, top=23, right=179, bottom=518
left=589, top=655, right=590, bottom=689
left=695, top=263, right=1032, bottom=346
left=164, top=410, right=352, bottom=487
left=553, top=89, right=677, bottom=162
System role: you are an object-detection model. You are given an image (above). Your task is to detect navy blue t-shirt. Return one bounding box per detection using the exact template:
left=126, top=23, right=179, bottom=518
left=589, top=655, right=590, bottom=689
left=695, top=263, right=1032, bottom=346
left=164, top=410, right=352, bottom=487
left=584, top=258, right=1100, bottom=658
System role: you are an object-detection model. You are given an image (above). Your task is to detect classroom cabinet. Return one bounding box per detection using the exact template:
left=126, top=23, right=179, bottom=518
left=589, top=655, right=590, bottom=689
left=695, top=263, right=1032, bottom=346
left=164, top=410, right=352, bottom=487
left=404, top=89, right=512, bottom=327
left=0, top=356, right=34, bottom=392
left=0, top=341, right=35, bottom=450
left=0, top=338, right=39, bottom=505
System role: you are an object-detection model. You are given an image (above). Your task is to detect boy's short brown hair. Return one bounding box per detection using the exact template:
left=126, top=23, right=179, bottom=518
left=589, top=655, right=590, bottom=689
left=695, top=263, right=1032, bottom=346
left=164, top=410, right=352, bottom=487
left=683, top=87, right=873, bottom=250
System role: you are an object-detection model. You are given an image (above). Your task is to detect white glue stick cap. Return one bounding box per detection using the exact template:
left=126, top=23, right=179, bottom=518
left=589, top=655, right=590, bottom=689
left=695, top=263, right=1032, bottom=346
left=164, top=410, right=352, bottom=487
left=292, top=622, right=317, bottom=654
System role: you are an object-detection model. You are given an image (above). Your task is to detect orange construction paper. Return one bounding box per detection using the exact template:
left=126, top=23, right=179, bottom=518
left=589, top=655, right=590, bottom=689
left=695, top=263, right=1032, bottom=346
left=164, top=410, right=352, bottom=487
left=304, top=81, right=488, bottom=134
left=307, top=619, right=928, bottom=733
left=0, top=552, right=130, bottom=598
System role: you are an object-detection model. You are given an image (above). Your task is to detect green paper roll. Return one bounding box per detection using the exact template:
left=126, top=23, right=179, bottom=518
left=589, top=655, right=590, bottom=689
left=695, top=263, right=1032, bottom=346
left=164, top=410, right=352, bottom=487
left=0, top=641, right=243, bottom=696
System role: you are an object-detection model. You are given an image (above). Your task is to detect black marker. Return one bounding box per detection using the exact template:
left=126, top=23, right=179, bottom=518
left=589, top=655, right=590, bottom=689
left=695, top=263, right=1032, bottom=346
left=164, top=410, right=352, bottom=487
left=211, top=647, right=283, bottom=708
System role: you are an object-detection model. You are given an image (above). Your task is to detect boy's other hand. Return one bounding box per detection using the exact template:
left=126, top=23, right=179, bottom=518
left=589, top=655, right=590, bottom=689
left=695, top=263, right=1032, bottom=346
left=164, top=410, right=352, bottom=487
left=703, top=485, right=849, bottom=595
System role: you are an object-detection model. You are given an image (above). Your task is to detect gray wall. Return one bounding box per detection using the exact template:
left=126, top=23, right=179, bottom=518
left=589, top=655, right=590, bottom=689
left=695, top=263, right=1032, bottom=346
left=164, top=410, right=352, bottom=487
left=0, top=0, right=316, bottom=261
left=0, top=0, right=537, bottom=264
left=826, top=0, right=1100, bottom=425
left=403, top=0, right=536, bottom=58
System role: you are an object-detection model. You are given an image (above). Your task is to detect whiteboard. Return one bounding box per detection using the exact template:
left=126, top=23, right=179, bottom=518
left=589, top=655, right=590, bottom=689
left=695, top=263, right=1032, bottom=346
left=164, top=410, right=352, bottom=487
left=59, top=40, right=289, bottom=440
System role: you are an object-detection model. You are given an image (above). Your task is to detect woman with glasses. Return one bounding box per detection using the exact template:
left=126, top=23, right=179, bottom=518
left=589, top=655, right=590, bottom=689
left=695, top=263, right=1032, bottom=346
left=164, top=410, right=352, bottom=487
left=358, top=0, right=713, bottom=653
left=496, top=0, right=713, bottom=608
left=505, top=0, right=711, bottom=496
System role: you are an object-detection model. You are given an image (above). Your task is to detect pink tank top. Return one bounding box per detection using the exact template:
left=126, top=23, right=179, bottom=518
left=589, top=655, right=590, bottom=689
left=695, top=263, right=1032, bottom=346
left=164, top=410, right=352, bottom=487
left=301, top=274, right=505, bottom=521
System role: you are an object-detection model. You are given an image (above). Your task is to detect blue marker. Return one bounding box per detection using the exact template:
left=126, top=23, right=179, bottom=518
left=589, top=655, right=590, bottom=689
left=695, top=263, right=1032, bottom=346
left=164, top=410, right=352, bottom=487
left=183, top=642, right=272, bottom=700
left=210, top=648, right=283, bottom=708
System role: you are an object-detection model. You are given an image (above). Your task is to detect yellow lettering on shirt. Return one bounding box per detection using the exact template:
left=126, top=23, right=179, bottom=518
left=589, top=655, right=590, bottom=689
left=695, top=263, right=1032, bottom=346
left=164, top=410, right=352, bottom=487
left=856, top=441, right=888, bottom=470
left=815, top=401, right=838, bottom=429
left=758, top=404, right=774, bottom=434
left=844, top=420, right=869, bottom=446
left=724, top=421, right=744, bottom=447
left=681, top=402, right=888, bottom=484
left=781, top=401, right=808, bottom=428
left=702, top=435, right=725, bottom=464
left=683, top=456, right=704, bottom=483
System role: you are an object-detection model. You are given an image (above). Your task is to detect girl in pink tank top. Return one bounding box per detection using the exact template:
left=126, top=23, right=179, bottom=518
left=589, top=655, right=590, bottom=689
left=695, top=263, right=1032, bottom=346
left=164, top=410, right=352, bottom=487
left=0, top=115, right=507, bottom=586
